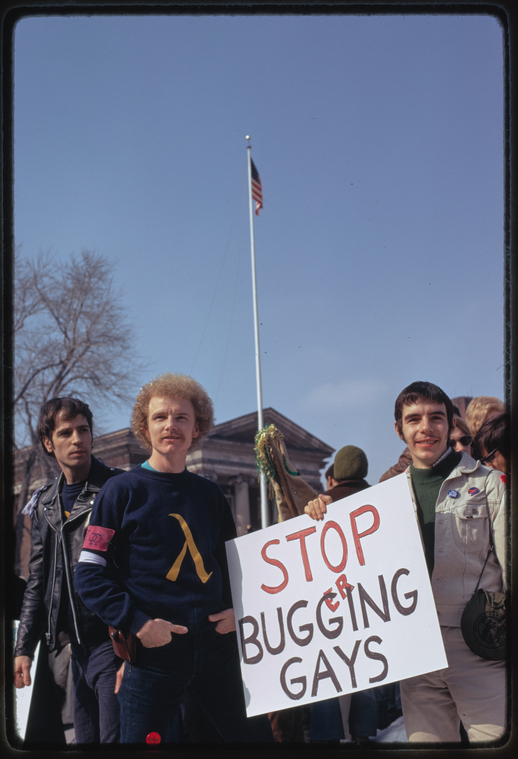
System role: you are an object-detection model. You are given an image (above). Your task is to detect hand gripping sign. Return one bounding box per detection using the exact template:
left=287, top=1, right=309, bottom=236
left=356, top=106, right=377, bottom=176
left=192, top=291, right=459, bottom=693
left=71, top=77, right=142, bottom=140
left=225, top=473, right=447, bottom=717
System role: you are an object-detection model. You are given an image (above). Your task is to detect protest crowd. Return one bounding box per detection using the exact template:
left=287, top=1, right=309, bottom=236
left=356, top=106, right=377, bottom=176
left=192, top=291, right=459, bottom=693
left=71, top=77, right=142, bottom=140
left=13, top=377, right=508, bottom=746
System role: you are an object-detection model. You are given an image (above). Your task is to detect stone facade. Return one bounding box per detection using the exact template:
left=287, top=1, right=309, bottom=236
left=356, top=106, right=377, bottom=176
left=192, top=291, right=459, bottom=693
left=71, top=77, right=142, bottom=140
left=90, top=407, right=333, bottom=534
left=186, top=407, right=334, bottom=534
left=14, top=408, right=334, bottom=576
left=451, top=396, right=473, bottom=420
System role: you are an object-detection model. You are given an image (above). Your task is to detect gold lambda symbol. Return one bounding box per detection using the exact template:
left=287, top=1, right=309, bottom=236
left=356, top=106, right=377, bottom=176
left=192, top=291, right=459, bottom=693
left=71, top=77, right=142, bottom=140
left=166, top=514, right=213, bottom=583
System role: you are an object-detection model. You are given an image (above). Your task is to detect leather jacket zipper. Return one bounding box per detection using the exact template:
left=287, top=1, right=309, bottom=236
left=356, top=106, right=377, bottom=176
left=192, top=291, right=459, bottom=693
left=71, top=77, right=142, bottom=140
left=42, top=488, right=96, bottom=649
left=46, top=528, right=59, bottom=646
left=61, top=502, right=92, bottom=647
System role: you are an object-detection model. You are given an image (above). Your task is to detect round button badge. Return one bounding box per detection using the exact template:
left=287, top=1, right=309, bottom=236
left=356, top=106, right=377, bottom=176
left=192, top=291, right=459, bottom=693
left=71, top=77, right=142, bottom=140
left=146, top=732, right=161, bottom=744
left=448, top=489, right=459, bottom=499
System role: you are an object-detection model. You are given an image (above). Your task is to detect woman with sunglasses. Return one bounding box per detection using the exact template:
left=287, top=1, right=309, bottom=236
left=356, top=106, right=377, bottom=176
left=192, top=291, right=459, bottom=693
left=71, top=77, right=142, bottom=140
left=449, top=416, right=473, bottom=455
left=472, top=413, right=509, bottom=475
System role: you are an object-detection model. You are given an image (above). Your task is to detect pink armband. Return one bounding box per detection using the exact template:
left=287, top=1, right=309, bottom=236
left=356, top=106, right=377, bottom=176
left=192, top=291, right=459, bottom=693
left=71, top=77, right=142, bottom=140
left=83, top=525, right=115, bottom=552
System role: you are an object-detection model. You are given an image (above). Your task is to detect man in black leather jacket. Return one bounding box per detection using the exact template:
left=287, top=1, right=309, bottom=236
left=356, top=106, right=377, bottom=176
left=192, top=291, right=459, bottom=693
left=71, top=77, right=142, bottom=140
left=14, top=397, right=123, bottom=743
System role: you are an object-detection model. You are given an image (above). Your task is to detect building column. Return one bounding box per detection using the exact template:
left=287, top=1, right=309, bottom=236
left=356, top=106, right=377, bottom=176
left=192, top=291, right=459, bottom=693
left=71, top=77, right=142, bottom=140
left=231, top=476, right=251, bottom=537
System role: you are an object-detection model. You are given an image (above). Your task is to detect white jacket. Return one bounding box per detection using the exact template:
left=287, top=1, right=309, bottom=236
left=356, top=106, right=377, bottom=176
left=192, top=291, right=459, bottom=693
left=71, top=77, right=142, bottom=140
left=406, top=452, right=507, bottom=627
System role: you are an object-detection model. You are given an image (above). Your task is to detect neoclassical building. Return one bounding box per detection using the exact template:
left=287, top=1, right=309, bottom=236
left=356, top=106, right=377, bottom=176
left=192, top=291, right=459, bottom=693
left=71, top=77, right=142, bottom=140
left=13, top=397, right=476, bottom=576
left=89, top=407, right=334, bottom=534
left=14, top=408, right=334, bottom=576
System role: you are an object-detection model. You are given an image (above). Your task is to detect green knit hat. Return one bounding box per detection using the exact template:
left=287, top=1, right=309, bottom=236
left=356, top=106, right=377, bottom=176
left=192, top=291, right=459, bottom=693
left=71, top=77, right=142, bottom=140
left=334, top=445, right=368, bottom=481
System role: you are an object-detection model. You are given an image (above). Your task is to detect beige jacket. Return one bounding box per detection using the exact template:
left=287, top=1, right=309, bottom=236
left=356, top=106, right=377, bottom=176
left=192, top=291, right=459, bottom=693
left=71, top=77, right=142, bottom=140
left=406, top=452, right=507, bottom=627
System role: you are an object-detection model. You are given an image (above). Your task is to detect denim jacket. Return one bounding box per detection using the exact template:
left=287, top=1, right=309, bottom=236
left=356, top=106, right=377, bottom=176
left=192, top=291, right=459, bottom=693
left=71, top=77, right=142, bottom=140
left=406, top=452, right=507, bottom=627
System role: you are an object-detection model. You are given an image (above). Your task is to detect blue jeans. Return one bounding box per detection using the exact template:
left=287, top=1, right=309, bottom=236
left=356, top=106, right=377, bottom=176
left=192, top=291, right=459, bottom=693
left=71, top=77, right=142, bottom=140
left=71, top=640, right=121, bottom=743
left=118, top=629, right=273, bottom=743
left=309, top=698, right=344, bottom=741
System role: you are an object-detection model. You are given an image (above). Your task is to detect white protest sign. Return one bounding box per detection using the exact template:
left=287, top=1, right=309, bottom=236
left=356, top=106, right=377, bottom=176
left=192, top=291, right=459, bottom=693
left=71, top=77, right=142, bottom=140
left=226, top=473, right=447, bottom=717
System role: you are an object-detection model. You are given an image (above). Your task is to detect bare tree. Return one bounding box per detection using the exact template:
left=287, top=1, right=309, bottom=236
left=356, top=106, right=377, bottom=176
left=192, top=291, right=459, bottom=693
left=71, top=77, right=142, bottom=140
left=14, top=249, right=142, bottom=572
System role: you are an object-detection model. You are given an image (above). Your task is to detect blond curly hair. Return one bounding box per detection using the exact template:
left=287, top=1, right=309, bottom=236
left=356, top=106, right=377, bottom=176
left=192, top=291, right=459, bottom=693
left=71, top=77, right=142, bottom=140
left=131, top=373, right=214, bottom=453
left=465, top=396, right=504, bottom=436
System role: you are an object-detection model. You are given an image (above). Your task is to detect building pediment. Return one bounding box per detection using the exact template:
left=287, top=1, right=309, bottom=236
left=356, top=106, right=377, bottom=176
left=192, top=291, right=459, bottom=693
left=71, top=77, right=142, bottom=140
left=14, top=408, right=334, bottom=571
left=209, top=407, right=333, bottom=456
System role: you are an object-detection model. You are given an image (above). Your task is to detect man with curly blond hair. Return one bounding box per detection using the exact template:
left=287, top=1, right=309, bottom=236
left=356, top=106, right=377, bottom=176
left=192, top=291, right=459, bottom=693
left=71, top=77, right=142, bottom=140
left=130, top=372, right=214, bottom=453
left=75, top=374, right=273, bottom=744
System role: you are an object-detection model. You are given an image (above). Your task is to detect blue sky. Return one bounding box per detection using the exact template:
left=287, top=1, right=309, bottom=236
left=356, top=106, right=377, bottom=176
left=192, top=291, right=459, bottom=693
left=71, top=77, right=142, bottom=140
left=13, top=11, right=505, bottom=482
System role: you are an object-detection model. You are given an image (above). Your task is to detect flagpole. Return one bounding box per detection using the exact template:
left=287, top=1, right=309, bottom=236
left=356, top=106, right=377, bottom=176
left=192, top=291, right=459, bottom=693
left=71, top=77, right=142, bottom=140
left=246, top=135, right=269, bottom=529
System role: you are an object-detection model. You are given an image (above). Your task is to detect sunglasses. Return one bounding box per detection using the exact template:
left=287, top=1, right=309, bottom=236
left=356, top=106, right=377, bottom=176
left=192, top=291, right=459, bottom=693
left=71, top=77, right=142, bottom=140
left=481, top=447, right=499, bottom=466
left=451, top=435, right=472, bottom=447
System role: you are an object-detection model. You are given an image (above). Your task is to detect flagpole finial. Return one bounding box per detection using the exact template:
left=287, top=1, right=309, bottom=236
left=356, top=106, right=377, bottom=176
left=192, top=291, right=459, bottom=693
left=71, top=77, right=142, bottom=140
left=246, top=135, right=251, bottom=140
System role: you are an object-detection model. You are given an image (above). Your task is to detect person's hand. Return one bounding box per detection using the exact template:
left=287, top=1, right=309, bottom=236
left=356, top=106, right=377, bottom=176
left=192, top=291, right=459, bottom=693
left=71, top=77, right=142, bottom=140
left=305, top=494, right=332, bottom=521
left=114, top=662, right=125, bottom=694
left=136, top=618, right=188, bottom=648
left=14, top=656, right=33, bottom=689
left=208, top=608, right=236, bottom=634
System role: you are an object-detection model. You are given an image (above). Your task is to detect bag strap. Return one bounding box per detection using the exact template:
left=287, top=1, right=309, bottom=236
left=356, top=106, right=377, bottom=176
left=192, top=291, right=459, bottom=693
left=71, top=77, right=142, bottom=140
left=473, top=522, right=495, bottom=594
left=473, top=549, right=492, bottom=593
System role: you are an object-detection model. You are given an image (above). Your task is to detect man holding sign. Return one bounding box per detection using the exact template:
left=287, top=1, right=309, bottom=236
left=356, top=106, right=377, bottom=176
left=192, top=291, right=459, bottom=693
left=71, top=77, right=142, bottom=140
left=306, top=381, right=507, bottom=743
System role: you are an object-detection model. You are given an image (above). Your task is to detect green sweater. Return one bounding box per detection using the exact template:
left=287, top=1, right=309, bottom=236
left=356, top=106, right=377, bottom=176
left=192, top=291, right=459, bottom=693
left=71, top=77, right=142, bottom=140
left=410, top=449, right=461, bottom=576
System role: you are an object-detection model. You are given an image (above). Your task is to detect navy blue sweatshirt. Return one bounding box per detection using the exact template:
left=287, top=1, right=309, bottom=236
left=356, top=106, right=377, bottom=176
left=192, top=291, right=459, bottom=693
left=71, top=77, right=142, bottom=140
left=74, top=465, right=237, bottom=636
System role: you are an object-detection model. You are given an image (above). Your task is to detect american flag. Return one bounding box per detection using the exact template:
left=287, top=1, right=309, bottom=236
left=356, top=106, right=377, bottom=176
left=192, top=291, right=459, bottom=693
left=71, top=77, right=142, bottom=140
left=251, top=159, right=263, bottom=215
